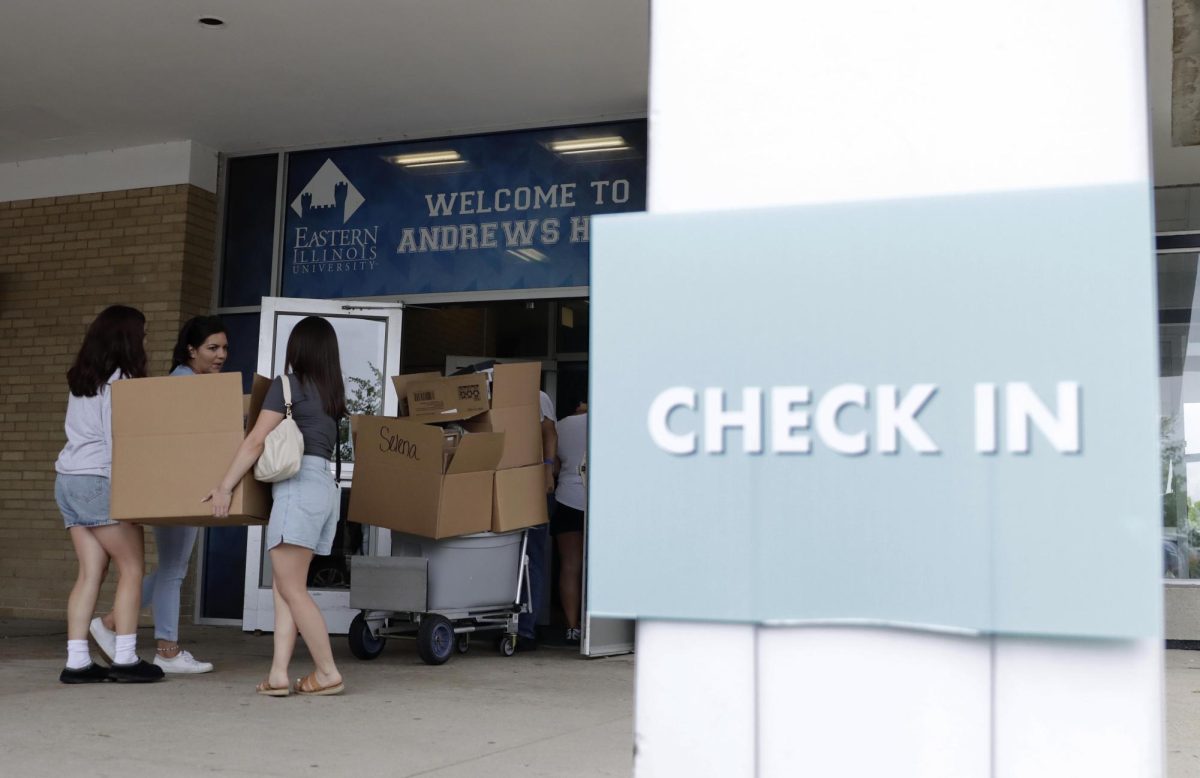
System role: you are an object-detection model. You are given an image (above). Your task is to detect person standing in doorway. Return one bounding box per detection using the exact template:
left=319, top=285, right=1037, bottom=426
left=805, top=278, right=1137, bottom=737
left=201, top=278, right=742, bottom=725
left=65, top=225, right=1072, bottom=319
left=56, top=305, right=163, bottom=683
left=553, top=399, right=587, bottom=645
left=205, top=316, right=345, bottom=697
left=516, top=389, right=557, bottom=651
left=91, top=316, right=227, bottom=674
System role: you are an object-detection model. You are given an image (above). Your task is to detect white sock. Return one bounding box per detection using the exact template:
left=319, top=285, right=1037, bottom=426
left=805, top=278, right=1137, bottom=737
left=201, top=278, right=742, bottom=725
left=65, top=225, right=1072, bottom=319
left=115, top=634, right=137, bottom=665
left=66, top=639, right=91, bottom=670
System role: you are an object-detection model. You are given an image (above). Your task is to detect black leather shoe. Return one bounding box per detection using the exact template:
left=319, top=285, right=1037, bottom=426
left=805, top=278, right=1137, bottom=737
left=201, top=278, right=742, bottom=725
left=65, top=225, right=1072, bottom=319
left=109, top=659, right=165, bottom=683
left=514, top=636, right=539, bottom=652
left=59, top=663, right=110, bottom=684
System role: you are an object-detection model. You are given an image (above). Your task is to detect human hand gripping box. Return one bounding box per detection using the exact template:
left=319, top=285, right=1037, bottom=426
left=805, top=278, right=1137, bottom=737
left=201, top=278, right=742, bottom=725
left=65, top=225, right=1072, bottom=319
left=392, top=362, right=547, bottom=532
left=110, top=372, right=272, bottom=526
left=348, top=416, right=504, bottom=539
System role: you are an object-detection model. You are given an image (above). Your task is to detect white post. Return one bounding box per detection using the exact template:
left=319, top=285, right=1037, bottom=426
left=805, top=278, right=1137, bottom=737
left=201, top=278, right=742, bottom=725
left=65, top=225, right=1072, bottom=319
left=637, top=1, right=1162, bottom=775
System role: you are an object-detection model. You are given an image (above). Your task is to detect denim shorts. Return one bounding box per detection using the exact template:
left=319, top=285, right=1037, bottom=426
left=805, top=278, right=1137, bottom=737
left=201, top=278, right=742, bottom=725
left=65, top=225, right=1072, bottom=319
left=266, top=456, right=339, bottom=556
left=55, top=474, right=117, bottom=529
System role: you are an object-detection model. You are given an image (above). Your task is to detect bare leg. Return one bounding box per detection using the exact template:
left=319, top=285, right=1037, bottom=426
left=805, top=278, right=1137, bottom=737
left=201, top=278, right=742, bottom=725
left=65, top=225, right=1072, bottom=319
left=270, top=544, right=341, bottom=688
left=92, top=523, right=144, bottom=636
left=66, top=528, right=110, bottom=641
left=268, top=580, right=299, bottom=689
left=556, top=531, right=584, bottom=629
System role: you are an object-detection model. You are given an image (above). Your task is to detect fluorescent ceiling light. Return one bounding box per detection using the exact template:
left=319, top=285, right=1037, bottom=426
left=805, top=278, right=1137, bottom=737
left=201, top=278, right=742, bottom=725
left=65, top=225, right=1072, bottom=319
left=404, top=160, right=468, bottom=169
left=390, top=150, right=462, bottom=166
left=559, top=146, right=630, bottom=155
left=549, top=136, right=626, bottom=153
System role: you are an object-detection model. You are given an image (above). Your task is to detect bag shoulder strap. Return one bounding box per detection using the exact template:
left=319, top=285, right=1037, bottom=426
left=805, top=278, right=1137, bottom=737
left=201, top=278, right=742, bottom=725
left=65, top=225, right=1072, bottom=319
left=335, top=424, right=342, bottom=483
left=280, top=374, right=294, bottom=417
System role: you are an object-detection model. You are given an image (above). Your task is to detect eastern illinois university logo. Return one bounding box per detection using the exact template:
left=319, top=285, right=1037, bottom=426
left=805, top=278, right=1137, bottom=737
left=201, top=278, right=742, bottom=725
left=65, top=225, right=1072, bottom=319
left=290, top=159, right=379, bottom=274
left=291, top=159, right=365, bottom=223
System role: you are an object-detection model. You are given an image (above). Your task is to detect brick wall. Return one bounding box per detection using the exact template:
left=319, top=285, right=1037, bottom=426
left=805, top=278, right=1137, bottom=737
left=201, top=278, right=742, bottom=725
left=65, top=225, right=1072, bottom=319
left=0, top=184, right=216, bottom=621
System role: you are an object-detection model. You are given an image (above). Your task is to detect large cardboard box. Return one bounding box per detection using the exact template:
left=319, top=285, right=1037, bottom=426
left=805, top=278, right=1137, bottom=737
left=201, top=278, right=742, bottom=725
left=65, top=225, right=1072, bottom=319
left=111, top=372, right=272, bottom=526
left=393, top=362, right=544, bottom=470
left=348, top=416, right=503, bottom=538
left=461, top=362, right=543, bottom=470
left=493, top=464, right=549, bottom=532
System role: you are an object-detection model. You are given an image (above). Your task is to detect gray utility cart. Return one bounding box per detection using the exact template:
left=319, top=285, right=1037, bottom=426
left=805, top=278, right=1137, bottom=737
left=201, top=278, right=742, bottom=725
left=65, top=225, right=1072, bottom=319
left=347, top=529, right=530, bottom=665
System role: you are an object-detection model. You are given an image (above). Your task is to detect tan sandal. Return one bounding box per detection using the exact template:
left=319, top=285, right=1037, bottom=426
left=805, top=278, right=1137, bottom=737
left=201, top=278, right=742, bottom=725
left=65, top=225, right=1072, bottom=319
left=256, top=679, right=290, bottom=697
left=294, top=670, right=344, bottom=696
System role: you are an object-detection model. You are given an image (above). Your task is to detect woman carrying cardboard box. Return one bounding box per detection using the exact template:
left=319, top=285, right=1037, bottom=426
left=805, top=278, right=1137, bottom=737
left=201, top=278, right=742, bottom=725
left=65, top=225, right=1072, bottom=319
left=55, top=305, right=163, bottom=684
left=91, top=316, right=227, bottom=674
left=204, top=316, right=346, bottom=697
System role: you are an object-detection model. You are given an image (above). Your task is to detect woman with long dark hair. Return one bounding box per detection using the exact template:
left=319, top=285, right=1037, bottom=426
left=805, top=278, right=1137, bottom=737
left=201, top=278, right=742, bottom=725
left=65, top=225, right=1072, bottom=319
left=55, top=305, right=163, bottom=683
left=205, top=316, right=346, bottom=696
left=92, top=315, right=227, bottom=674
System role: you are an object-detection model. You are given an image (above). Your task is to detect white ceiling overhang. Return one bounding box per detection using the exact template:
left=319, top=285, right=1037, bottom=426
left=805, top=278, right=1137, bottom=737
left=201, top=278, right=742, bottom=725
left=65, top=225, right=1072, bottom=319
left=0, top=0, right=649, bottom=164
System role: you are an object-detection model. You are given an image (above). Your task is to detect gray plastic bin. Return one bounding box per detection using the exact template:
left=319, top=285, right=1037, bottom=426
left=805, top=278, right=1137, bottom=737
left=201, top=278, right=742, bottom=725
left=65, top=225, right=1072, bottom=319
left=349, top=556, right=427, bottom=613
left=390, top=530, right=523, bottom=611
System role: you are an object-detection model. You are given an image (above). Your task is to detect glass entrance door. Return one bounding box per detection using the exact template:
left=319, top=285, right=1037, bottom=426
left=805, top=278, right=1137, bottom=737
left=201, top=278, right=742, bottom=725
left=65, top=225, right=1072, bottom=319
left=242, top=297, right=403, bottom=633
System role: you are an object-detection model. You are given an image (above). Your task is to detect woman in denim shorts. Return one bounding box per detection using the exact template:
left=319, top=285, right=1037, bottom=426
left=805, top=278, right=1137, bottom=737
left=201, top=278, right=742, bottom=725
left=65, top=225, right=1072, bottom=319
left=92, top=316, right=227, bottom=674
left=205, top=316, right=346, bottom=697
left=55, top=305, right=162, bottom=684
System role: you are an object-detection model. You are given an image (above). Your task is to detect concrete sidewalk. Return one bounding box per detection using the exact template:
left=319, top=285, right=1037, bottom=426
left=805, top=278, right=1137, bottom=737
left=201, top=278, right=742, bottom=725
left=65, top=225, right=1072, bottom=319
left=8, top=618, right=1200, bottom=776
left=0, top=619, right=633, bottom=777
left=1167, top=649, right=1200, bottom=777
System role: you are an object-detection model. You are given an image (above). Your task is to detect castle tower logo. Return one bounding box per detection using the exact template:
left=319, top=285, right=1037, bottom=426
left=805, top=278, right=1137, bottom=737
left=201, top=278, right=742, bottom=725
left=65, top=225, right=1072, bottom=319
left=291, top=159, right=365, bottom=223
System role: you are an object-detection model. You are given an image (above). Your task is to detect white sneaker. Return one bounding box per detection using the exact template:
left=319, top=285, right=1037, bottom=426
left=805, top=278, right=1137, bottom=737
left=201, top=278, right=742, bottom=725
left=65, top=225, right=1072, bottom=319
left=153, top=649, right=214, bottom=674
left=88, top=618, right=116, bottom=664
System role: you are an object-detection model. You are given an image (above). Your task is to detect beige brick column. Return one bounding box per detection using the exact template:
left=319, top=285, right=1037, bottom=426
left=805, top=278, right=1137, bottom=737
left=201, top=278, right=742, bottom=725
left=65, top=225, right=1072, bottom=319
left=0, top=184, right=217, bottom=620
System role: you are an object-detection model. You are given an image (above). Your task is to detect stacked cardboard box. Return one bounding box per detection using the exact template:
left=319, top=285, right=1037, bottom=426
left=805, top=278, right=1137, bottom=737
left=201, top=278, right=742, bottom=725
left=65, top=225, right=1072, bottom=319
left=110, top=372, right=272, bottom=526
left=458, top=363, right=548, bottom=533
left=348, top=362, right=548, bottom=539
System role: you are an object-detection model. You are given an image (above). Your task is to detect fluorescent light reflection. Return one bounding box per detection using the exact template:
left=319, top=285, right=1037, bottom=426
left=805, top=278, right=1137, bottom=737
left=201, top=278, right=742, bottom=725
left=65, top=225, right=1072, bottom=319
left=507, top=248, right=549, bottom=263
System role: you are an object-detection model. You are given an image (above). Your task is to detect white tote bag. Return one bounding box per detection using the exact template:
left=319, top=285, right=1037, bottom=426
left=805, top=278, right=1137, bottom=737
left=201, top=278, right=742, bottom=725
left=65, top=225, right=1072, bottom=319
left=254, top=375, right=305, bottom=483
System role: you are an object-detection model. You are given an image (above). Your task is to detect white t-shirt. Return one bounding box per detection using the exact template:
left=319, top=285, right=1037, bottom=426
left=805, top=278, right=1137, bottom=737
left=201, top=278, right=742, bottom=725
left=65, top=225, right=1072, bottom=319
left=555, top=412, right=587, bottom=510
left=55, top=370, right=123, bottom=477
left=539, top=391, right=555, bottom=422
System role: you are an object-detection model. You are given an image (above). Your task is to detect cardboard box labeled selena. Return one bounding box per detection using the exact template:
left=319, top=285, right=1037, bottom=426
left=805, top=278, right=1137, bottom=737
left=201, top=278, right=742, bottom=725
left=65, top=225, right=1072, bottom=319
left=348, top=416, right=503, bottom=539
left=111, top=372, right=272, bottom=526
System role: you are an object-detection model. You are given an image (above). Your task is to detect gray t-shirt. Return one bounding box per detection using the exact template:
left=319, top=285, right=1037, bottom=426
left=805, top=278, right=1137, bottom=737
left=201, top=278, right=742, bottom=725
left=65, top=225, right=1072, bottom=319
left=263, top=375, right=338, bottom=459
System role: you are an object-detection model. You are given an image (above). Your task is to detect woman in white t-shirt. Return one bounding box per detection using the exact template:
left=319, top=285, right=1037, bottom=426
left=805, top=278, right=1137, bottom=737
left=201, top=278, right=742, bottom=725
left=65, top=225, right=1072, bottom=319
left=553, top=401, right=588, bottom=644
left=92, top=316, right=226, bottom=675
left=54, top=305, right=162, bottom=684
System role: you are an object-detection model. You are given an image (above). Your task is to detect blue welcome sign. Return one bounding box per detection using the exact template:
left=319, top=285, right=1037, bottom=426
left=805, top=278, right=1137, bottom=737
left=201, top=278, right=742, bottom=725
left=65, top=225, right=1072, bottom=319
left=588, top=185, right=1161, bottom=640
left=281, top=121, right=646, bottom=298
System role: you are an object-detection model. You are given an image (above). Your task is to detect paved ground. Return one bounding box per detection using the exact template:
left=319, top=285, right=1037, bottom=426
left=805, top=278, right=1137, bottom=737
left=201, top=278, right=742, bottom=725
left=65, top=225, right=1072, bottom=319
left=9, top=619, right=1200, bottom=776
left=0, top=619, right=633, bottom=777
left=1168, top=649, right=1200, bottom=777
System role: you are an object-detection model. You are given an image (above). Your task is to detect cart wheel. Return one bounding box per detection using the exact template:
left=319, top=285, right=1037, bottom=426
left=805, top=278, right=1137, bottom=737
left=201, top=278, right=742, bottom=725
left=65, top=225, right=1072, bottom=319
left=455, top=634, right=470, bottom=654
left=417, top=615, right=455, bottom=666
left=498, top=634, right=517, bottom=657
left=348, top=612, right=386, bottom=660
